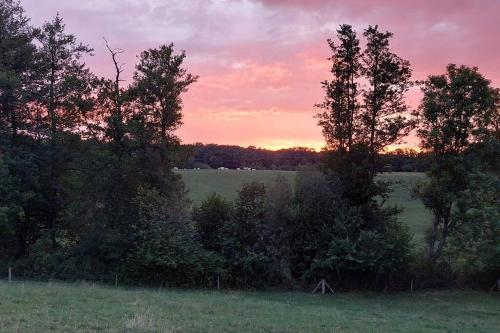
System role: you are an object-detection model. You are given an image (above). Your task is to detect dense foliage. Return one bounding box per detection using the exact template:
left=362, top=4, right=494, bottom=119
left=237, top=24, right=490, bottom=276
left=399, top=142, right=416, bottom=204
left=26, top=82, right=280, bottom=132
left=0, top=2, right=498, bottom=290
left=413, top=65, right=499, bottom=286
left=0, top=1, right=213, bottom=285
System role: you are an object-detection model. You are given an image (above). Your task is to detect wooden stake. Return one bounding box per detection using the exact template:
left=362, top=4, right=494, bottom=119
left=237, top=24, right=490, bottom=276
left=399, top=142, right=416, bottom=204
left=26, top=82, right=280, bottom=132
left=115, top=274, right=118, bottom=286
left=490, top=278, right=499, bottom=292
left=217, top=275, right=220, bottom=290
left=312, top=279, right=334, bottom=295
left=324, top=280, right=335, bottom=294
left=8, top=267, right=12, bottom=282
left=410, top=279, right=413, bottom=293
left=312, top=280, right=321, bottom=294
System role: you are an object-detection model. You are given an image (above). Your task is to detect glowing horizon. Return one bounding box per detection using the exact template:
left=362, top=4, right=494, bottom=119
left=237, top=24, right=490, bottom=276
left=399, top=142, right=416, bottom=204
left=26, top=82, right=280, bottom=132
left=21, top=0, right=500, bottom=150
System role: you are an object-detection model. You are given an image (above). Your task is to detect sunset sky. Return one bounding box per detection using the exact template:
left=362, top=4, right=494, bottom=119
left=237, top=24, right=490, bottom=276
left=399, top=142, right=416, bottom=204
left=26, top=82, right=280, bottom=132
left=22, top=0, right=500, bottom=150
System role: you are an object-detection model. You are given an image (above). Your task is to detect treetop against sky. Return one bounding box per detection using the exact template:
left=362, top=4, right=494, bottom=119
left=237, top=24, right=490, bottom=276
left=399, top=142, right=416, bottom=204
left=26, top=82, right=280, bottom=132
left=21, top=0, right=500, bottom=150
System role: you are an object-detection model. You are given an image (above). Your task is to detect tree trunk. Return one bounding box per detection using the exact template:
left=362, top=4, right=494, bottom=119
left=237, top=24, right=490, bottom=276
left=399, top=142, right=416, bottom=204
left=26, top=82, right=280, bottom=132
left=426, top=206, right=452, bottom=263
left=48, top=62, right=58, bottom=248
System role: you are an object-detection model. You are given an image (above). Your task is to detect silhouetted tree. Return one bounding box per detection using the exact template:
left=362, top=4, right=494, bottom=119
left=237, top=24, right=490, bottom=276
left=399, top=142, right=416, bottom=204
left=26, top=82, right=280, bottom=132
left=33, top=14, right=94, bottom=247
left=313, top=25, right=413, bottom=288
left=316, top=24, right=361, bottom=152
left=97, top=39, right=128, bottom=149
left=131, top=44, right=198, bottom=177
left=0, top=0, right=37, bottom=140
left=361, top=25, right=414, bottom=174
left=415, top=64, right=499, bottom=263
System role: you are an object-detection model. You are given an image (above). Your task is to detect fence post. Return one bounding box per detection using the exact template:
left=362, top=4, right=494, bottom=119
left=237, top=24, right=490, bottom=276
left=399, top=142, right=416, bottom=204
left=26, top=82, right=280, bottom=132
left=115, top=274, right=118, bottom=286
left=217, top=275, right=220, bottom=290
left=8, top=267, right=12, bottom=282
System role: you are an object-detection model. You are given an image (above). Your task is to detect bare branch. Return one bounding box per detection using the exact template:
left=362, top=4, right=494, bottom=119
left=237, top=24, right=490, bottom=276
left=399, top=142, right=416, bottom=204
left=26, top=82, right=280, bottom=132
left=103, top=37, right=125, bottom=88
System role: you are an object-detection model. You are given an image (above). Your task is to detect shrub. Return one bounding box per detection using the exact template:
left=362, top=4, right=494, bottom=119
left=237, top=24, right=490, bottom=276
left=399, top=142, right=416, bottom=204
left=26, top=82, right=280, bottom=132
left=123, top=185, right=223, bottom=286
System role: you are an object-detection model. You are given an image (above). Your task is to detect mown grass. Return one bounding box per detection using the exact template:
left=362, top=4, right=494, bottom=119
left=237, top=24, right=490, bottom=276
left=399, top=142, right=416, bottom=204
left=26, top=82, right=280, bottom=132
left=0, top=281, right=498, bottom=332
left=179, top=170, right=431, bottom=245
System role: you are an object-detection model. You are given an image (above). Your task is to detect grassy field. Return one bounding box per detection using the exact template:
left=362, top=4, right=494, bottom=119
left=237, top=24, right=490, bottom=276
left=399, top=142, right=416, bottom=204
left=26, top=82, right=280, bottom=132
left=1, top=281, right=498, bottom=333
left=178, top=169, right=296, bottom=205
left=0, top=172, right=494, bottom=332
left=378, top=172, right=430, bottom=245
left=179, top=170, right=430, bottom=245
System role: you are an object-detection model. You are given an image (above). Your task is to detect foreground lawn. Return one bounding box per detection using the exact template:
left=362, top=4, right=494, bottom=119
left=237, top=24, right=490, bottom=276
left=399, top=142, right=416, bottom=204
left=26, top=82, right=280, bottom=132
left=0, top=281, right=498, bottom=332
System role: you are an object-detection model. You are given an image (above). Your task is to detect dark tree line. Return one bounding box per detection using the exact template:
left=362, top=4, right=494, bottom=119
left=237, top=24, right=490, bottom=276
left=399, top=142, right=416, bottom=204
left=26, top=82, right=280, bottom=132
left=176, top=143, right=431, bottom=172
left=312, top=25, right=498, bottom=288
left=1, top=2, right=498, bottom=290
left=179, top=144, right=322, bottom=170
left=0, top=1, right=207, bottom=284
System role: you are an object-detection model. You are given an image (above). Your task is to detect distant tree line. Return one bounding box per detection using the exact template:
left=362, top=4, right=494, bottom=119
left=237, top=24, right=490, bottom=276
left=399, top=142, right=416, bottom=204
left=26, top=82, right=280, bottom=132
left=180, top=144, right=322, bottom=170
left=1, top=2, right=498, bottom=290
left=176, top=143, right=431, bottom=172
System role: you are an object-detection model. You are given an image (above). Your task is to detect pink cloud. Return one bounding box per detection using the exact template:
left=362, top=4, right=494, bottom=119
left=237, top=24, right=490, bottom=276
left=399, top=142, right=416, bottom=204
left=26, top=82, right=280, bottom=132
left=20, top=0, right=500, bottom=149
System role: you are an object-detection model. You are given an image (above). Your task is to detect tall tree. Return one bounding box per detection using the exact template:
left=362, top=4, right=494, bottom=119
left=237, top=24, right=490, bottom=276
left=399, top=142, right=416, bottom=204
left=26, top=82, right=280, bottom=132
left=314, top=25, right=413, bottom=288
left=0, top=0, right=37, bottom=140
left=34, top=14, right=94, bottom=246
left=417, top=64, right=499, bottom=158
left=0, top=153, right=23, bottom=259
left=316, top=24, right=361, bottom=152
left=415, top=64, right=499, bottom=263
left=0, top=0, right=39, bottom=258
left=98, top=39, right=128, bottom=149
left=131, top=44, right=198, bottom=177
left=361, top=25, right=414, bottom=174
left=35, top=14, right=94, bottom=139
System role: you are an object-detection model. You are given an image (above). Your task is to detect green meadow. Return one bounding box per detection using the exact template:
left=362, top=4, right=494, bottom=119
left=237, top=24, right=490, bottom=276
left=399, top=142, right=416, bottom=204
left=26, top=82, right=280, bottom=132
left=0, top=172, right=494, bottom=333
left=179, top=170, right=430, bottom=245
left=1, top=281, right=499, bottom=333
